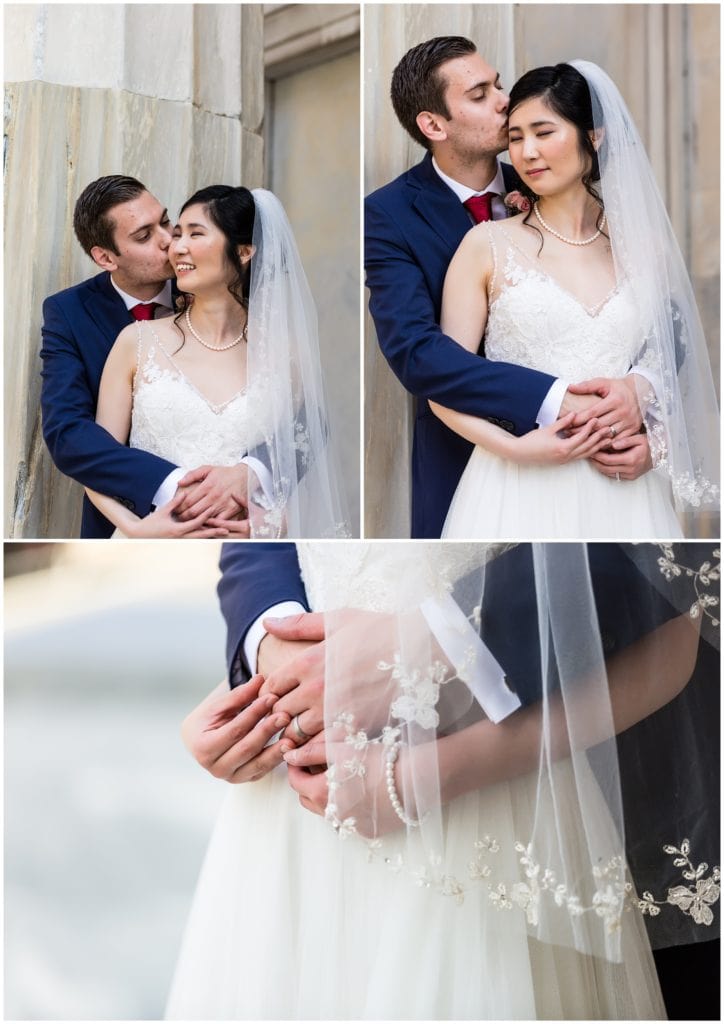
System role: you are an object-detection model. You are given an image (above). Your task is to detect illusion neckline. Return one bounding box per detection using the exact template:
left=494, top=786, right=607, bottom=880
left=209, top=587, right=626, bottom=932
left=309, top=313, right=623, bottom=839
left=493, top=224, right=624, bottom=319
left=143, top=327, right=248, bottom=415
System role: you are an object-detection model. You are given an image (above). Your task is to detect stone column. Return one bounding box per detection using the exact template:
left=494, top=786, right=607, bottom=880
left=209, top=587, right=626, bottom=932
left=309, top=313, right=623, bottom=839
left=4, top=3, right=264, bottom=537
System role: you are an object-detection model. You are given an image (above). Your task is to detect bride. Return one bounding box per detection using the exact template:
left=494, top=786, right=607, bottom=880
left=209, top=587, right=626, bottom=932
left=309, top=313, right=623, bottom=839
left=167, top=541, right=719, bottom=1019
left=85, top=185, right=347, bottom=538
left=433, top=62, right=719, bottom=539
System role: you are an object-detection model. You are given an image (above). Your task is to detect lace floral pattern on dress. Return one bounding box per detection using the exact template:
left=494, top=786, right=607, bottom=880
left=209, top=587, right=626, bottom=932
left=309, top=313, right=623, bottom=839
left=483, top=224, right=641, bottom=381
left=130, top=324, right=271, bottom=468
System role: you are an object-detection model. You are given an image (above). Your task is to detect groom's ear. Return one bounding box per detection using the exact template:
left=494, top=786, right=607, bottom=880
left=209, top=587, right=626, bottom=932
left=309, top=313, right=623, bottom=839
left=237, top=243, right=256, bottom=266
left=416, top=110, right=448, bottom=147
left=90, top=245, right=120, bottom=272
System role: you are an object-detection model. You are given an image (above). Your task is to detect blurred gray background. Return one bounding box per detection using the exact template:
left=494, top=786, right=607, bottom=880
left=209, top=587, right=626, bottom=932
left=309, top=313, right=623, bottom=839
left=5, top=543, right=230, bottom=1019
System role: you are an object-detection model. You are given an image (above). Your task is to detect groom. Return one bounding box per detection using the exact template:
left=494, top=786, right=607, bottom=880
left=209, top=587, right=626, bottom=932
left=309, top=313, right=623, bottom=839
left=365, top=36, right=653, bottom=538
left=40, top=174, right=255, bottom=537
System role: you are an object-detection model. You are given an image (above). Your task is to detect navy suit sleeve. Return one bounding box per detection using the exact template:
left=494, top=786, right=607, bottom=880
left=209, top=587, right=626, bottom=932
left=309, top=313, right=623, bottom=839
left=364, top=195, right=556, bottom=436
left=478, top=544, right=681, bottom=706
left=217, top=543, right=310, bottom=684
left=40, top=294, right=177, bottom=515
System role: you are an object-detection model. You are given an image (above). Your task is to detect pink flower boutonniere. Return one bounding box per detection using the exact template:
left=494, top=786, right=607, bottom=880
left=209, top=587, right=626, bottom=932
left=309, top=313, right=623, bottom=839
left=503, top=190, right=531, bottom=214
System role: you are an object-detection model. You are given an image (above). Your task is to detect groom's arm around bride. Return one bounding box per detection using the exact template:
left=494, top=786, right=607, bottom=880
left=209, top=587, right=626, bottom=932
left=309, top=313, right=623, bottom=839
left=365, top=37, right=648, bottom=538
left=40, top=174, right=253, bottom=538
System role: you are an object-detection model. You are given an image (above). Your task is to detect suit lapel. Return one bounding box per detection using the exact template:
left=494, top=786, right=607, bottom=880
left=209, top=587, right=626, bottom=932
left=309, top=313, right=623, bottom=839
left=81, top=273, right=134, bottom=351
left=408, top=155, right=473, bottom=251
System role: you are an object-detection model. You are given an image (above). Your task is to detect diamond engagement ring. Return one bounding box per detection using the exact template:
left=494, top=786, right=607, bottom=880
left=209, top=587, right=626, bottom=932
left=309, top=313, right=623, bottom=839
left=609, top=425, right=618, bottom=438
left=291, top=714, right=312, bottom=742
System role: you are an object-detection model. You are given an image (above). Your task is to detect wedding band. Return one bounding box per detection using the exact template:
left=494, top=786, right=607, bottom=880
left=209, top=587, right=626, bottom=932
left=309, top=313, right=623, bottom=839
left=291, top=714, right=312, bottom=742
left=616, top=472, right=621, bottom=482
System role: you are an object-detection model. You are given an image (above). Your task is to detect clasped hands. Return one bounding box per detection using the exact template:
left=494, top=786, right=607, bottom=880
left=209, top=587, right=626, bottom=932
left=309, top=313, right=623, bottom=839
left=134, top=463, right=260, bottom=538
left=182, top=609, right=421, bottom=836
left=556, top=374, right=652, bottom=480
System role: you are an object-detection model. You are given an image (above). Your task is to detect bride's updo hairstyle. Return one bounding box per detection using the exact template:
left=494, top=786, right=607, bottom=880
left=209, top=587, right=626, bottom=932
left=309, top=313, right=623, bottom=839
left=508, top=63, right=604, bottom=249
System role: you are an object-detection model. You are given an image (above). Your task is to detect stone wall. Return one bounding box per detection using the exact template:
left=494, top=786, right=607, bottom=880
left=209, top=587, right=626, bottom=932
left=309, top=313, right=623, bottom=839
left=4, top=3, right=265, bottom=537
left=363, top=3, right=720, bottom=538
left=265, top=4, right=361, bottom=532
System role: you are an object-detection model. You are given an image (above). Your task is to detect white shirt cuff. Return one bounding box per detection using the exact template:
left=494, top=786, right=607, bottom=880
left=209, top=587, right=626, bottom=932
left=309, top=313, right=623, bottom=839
left=243, top=601, right=307, bottom=674
left=241, top=456, right=275, bottom=507
left=420, top=595, right=521, bottom=723
left=536, top=378, right=569, bottom=427
left=152, top=468, right=186, bottom=509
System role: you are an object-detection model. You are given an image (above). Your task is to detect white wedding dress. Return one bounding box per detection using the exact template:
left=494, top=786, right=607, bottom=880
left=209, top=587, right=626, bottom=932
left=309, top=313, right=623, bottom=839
left=165, top=543, right=665, bottom=1020
left=109, top=322, right=276, bottom=537
left=443, top=224, right=683, bottom=540
left=129, top=322, right=273, bottom=469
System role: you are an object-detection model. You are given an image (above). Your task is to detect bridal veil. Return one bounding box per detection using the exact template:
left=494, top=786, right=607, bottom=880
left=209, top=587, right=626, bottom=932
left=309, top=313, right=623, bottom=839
left=316, top=542, right=719, bottom=964
left=245, top=189, right=349, bottom=538
left=572, top=61, right=720, bottom=533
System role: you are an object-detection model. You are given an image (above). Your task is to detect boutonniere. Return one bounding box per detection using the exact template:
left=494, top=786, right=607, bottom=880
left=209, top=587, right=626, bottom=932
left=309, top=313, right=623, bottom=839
left=503, top=190, right=532, bottom=214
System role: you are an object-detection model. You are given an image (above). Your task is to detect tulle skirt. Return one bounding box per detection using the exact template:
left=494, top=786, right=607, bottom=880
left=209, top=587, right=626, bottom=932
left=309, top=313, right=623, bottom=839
left=443, top=446, right=683, bottom=540
left=165, top=761, right=665, bottom=1020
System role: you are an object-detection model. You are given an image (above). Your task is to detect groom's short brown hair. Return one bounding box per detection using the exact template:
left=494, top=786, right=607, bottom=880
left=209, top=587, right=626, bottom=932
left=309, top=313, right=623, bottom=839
left=391, top=36, right=477, bottom=150
left=73, top=174, right=147, bottom=257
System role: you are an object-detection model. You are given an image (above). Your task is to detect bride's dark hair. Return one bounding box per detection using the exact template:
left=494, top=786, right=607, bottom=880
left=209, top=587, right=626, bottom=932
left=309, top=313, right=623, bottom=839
left=173, top=185, right=256, bottom=348
left=508, top=64, right=604, bottom=250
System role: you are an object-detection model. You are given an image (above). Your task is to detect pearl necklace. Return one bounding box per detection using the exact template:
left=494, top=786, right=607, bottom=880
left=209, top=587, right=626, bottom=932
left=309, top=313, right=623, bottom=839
left=185, top=306, right=247, bottom=351
left=533, top=202, right=606, bottom=246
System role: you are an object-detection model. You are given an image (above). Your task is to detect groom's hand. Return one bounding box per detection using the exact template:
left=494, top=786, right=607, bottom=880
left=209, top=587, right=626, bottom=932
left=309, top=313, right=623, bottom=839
left=174, top=464, right=253, bottom=524
left=182, top=677, right=292, bottom=783
left=258, top=613, right=327, bottom=741
left=260, top=609, right=424, bottom=746
left=588, top=431, right=653, bottom=481
left=566, top=376, right=643, bottom=437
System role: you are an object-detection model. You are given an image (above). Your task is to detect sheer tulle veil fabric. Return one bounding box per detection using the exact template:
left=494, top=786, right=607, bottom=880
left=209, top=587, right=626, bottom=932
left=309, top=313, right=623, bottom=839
left=572, top=61, right=719, bottom=530
left=309, top=542, right=720, bottom=962
left=244, top=189, right=349, bottom=538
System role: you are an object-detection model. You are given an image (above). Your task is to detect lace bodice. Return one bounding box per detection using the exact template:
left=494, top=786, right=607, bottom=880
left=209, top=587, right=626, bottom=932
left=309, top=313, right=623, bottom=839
left=297, top=542, right=504, bottom=612
left=484, top=224, right=642, bottom=378
left=129, top=324, right=274, bottom=467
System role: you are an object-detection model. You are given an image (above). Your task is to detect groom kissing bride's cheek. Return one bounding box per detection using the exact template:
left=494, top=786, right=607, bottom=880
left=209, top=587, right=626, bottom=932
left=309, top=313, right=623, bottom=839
left=364, top=37, right=718, bottom=539
left=40, top=177, right=346, bottom=539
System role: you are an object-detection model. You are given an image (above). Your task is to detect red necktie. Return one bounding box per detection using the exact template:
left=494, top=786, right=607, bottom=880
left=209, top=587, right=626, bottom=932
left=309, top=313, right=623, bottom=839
left=463, top=193, right=495, bottom=223
left=130, top=302, right=157, bottom=321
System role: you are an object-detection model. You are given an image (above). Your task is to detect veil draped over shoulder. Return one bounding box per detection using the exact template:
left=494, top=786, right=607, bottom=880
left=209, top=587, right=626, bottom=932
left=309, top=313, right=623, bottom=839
left=572, top=61, right=719, bottom=532
left=312, top=541, right=720, bottom=960
left=244, top=189, right=349, bottom=538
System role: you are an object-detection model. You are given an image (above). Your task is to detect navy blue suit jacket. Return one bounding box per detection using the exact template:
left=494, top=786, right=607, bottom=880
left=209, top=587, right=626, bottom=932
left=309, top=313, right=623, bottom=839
left=218, top=543, right=309, bottom=681
left=40, top=271, right=177, bottom=537
left=365, top=154, right=557, bottom=538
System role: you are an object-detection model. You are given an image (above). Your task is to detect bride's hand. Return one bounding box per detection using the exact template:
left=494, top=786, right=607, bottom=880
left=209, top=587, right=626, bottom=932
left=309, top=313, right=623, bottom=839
left=284, top=733, right=409, bottom=838
left=512, top=413, right=611, bottom=466
left=125, top=492, right=236, bottom=538
left=182, top=676, right=292, bottom=783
